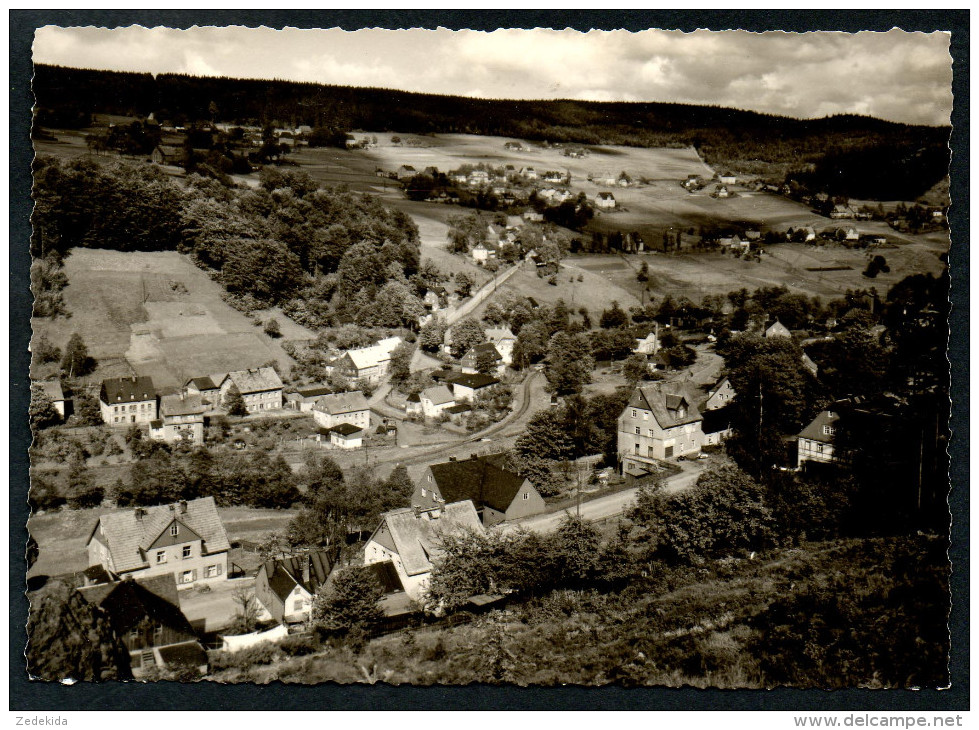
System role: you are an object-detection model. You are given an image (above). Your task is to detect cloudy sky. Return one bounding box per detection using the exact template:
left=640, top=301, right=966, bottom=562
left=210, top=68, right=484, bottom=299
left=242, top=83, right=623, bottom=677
left=33, top=26, right=952, bottom=126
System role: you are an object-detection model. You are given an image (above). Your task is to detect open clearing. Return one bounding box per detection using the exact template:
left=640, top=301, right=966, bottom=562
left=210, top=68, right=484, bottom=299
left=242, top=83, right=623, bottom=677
left=31, top=248, right=312, bottom=388
left=27, top=505, right=297, bottom=579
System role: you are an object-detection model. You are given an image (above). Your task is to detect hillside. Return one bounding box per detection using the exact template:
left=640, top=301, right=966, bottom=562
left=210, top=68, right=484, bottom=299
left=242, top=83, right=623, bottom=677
left=33, top=64, right=951, bottom=200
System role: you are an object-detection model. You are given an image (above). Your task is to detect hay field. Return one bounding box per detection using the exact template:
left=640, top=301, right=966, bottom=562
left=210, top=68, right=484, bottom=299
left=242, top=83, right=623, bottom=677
left=31, top=248, right=312, bottom=388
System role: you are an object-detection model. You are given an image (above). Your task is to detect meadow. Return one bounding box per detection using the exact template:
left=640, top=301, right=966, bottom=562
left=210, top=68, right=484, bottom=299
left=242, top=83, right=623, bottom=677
left=31, top=248, right=311, bottom=389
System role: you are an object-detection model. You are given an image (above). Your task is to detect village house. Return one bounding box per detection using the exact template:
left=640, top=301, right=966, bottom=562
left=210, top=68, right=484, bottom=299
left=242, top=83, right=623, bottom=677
left=37, top=379, right=67, bottom=418
left=830, top=203, right=856, bottom=220
left=87, top=497, right=231, bottom=588
left=184, top=375, right=225, bottom=408
left=396, top=165, right=417, bottom=180
left=519, top=166, right=538, bottom=180
left=363, top=500, right=484, bottom=602
left=77, top=574, right=208, bottom=677
left=312, top=390, right=370, bottom=430
left=700, top=406, right=733, bottom=446
left=416, top=385, right=456, bottom=419
left=254, top=550, right=333, bottom=625
left=460, top=342, right=505, bottom=376
left=542, top=170, right=565, bottom=184
left=633, top=329, right=661, bottom=357
left=503, top=141, right=523, bottom=151
left=718, top=174, right=738, bottom=185
left=522, top=209, right=544, bottom=223
left=797, top=409, right=841, bottom=468
left=100, top=376, right=157, bottom=427
left=484, top=327, right=516, bottom=365
left=715, top=185, right=731, bottom=198
left=468, top=169, right=490, bottom=186
left=618, top=383, right=705, bottom=475
left=764, top=320, right=793, bottom=339
left=440, top=372, right=501, bottom=402
left=150, top=145, right=185, bottom=166
left=801, top=226, right=818, bottom=242
left=702, top=376, right=735, bottom=411
left=595, top=192, right=616, bottom=209
left=333, top=337, right=403, bottom=383
left=285, top=385, right=335, bottom=412
left=471, top=241, right=498, bottom=264
left=594, top=171, right=617, bottom=186
left=149, top=392, right=205, bottom=446
left=414, top=454, right=546, bottom=527
left=219, top=367, right=284, bottom=413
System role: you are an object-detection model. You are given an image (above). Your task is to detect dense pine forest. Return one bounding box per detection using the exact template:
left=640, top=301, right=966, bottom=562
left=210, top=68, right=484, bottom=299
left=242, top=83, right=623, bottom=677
left=33, top=64, right=951, bottom=200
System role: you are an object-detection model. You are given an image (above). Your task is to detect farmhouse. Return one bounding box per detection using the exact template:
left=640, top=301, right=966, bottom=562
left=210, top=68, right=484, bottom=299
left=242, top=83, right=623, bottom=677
left=618, top=383, right=704, bottom=475
left=184, top=375, right=224, bottom=408
left=797, top=409, right=840, bottom=468
left=519, top=167, right=538, bottom=180
left=718, top=174, right=738, bottom=185
left=396, top=165, right=417, bottom=180
left=414, top=454, right=546, bottom=527
left=78, top=574, right=207, bottom=678
left=363, top=500, right=484, bottom=602
left=286, top=385, right=335, bottom=412
left=471, top=242, right=498, bottom=264
left=418, top=385, right=456, bottom=419
left=764, top=320, right=792, bottom=339
left=442, top=372, right=501, bottom=402
left=323, top=423, right=364, bottom=449
left=87, top=497, right=230, bottom=588
left=220, top=367, right=284, bottom=413
left=254, top=550, right=333, bottom=625
left=715, top=185, right=731, bottom=198
left=460, top=342, right=505, bottom=375
left=312, top=390, right=370, bottom=430
left=334, top=337, right=403, bottom=382
left=149, top=392, right=205, bottom=446
left=634, top=330, right=661, bottom=357
left=100, top=376, right=157, bottom=427
left=484, top=327, right=516, bottom=365
left=595, top=192, right=616, bottom=209
left=830, top=204, right=856, bottom=220
left=702, top=376, right=735, bottom=411
left=151, top=145, right=185, bottom=166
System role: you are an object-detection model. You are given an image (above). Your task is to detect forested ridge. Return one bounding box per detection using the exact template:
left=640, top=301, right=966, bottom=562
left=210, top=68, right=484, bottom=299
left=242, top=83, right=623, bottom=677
left=33, top=64, right=951, bottom=199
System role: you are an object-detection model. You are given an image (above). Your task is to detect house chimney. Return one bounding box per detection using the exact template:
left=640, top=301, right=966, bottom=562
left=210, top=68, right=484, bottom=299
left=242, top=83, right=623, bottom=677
left=302, top=555, right=311, bottom=584
left=134, top=507, right=145, bottom=520
left=448, top=456, right=456, bottom=462
left=470, top=453, right=478, bottom=460
left=169, top=504, right=176, bottom=512
left=179, top=500, right=188, bottom=514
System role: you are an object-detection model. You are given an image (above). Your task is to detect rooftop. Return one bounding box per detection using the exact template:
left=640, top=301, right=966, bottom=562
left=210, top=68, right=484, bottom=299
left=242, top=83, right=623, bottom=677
left=313, top=390, right=369, bottom=415
left=101, top=376, right=155, bottom=404
left=372, top=501, right=483, bottom=577
left=227, top=367, right=283, bottom=394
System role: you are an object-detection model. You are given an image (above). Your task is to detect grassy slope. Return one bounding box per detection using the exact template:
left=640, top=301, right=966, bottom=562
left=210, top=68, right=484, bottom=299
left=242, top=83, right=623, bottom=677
left=209, top=535, right=949, bottom=688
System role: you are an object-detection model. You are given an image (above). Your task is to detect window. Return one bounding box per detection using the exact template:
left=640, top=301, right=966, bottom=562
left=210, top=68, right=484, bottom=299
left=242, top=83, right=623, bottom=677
left=155, top=550, right=166, bottom=564
left=182, top=545, right=191, bottom=559
left=631, top=410, right=637, bottom=418
left=421, top=488, right=427, bottom=498
left=823, top=425, right=836, bottom=436
left=293, top=599, right=305, bottom=612
left=181, top=570, right=194, bottom=584
left=153, top=624, right=164, bottom=638
left=427, top=475, right=433, bottom=482
left=648, top=429, right=654, bottom=437
left=635, top=427, right=640, bottom=435
left=205, top=564, right=217, bottom=578
left=522, top=492, right=529, bottom=500
left=817, top=444, right=824, bottom=454
left=643, top=412, right=648, bottom=421
left=130, top=404, right=137, bottom=412
left=170, top=523, right=179, bottom=537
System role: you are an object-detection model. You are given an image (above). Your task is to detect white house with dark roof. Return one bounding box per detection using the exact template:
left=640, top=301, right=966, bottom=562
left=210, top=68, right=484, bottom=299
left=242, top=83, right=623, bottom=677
left=797, top=409, right=841, bottom=468
left=363, top=500, right=484, bottom=602
left=484, top=327, right=516, bottom=365
left=440, top=372, right=501, bottom=402
left=312, top=390, right=370, bottom=431
left=254, top=551, right=333, bottom=625
left=100, top=376, right=157, bottom=426
left=419, top=385, right=456, bottom=418
left=334, top=337, right=403, bottom=383
left=286, top=385, right=335, bottom=412
left=618, top=382, right=704, bottom=474
left=86, top=497, right=230, bottom=588
left=460, top=342, right=504, bottom=376
left=184, top=374, right=225, bottom=408
left=218, top=367, right=283, bottom=413
left=595, top=191, right=616, bottom=209
left=327, top=423, right=364, bottom=449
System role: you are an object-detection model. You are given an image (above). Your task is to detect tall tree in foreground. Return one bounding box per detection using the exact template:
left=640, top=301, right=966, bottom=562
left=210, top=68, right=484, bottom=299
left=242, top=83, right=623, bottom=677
left=223, top=384, right=248, bottom=416
left=311, top=566, right=384, bottom=634
left=61, top=333, right=95, bottom=378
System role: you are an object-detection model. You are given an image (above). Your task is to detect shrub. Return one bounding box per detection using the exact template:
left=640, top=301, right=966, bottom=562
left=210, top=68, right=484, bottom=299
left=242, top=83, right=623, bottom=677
left=278, top=633, right=322, bottom=657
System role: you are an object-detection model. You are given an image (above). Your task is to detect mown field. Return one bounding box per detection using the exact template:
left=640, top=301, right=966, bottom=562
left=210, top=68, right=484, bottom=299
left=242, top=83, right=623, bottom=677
left=27, top=504, right=298, bottom=580
left=30, top=248, right=311, bottom=388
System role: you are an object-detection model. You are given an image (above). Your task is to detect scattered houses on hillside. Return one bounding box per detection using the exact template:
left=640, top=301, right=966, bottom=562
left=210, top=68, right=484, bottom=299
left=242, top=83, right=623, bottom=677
left=219, top=367, right=284, bottom=413
left=414, top=454, right=546, bottom=527
left=87, top=497, right=231, bottom=588
left=77, top=573, right=208, bottom=677
left=100, top=376, right=157, bottom=427
left=363, top=500, right=485, bottom=602
left=150, top=392, right=206, bottom=445
left=312, top=390, right=370, bottom=431
left=619, top=382, right=705, bottom=475
left=254, top=550, right=333, bottom=626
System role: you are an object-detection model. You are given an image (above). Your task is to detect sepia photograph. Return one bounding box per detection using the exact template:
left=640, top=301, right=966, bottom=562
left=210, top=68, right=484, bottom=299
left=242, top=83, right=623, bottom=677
left=20, top=18, right=957, bottom=695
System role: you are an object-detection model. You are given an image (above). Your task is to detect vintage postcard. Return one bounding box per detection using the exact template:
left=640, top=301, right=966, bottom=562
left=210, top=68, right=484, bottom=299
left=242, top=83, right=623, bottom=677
left=24, top=23, right=954, bottom=691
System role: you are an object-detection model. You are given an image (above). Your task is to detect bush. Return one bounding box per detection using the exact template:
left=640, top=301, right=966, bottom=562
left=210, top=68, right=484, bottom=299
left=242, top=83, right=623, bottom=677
left=278, top=633, right=322, bottom=657
left=209, top=642, right=282, bottom=671
left=264, top=318, right=282, bottom=338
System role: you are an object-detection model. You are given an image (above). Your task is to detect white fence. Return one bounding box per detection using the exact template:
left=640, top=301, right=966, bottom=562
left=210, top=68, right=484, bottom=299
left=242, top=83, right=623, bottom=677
left=220, top=624, right=289, bottom=653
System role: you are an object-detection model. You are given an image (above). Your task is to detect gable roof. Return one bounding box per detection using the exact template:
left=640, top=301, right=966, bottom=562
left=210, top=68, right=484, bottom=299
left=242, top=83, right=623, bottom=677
left=343, top=345, right=392, bottom=371
left=78, top=573, right=194, bottom=638
left=765, top=320, right=792, bottom=339
left=313, top=390, right=369, bottom=415
left=261, top=550, right=333, bottom=602
left=89, top=497, right=230, bottom=574
left=484, top=327, right=515, bottom=344
left=100, top=376, right=155, bottom=404
left=227, top=367, right=283, bottom=394
left=461, top=342, right=503, bottom=365
left=444, top=372, right=500, bottom=390
left=421, top=385, right=455, bottom=406
left=798, top=410, right=840, bottom=442
left=160, top=393, right=205, bottom=418
left=372, top=501, right=484, bottom=576
left=295, top=385, right=334, bottom=399
left=629, top=383, right=703, bottom=429
left=186, top=376, right=218, bottom=391
left=36, top=380, right=65, bottom=402
left=330, top=423, right=363, bottom=436
left=426, top=455, right=529, bottom=513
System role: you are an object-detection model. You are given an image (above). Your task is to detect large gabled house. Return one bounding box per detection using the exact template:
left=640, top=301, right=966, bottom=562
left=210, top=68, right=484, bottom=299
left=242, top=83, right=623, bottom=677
left=254, top=550, right=333, bottom=625
left=460, top=342, right=505, bottom=376
left=702, top=376, right=735, bottom=411
left=219, top=367, right=284, bottom=413
left=619, top=383, right=704, bottom=475
left=100, top=376, right=157, bottom=426
left=312, top=390, right=370, bottom=431
left=484, top=327, right=516, bottom=365
left=363, top=500, right=484, bottom=602
left=333, top=337, right=403, bottom=383
left=184, top=375, right=225, bottom=408
left=285, top=385, right=335, bottom=412
left=87, top=497, right=231, bottom=588
left=413, top=454, right=546, bottom=527
left=78, top=573, right=207, bottom=677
